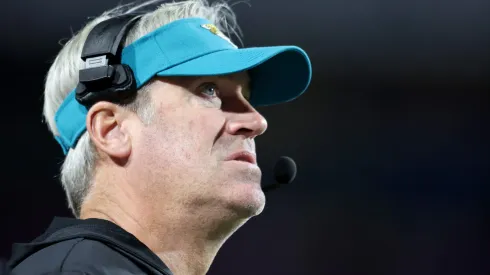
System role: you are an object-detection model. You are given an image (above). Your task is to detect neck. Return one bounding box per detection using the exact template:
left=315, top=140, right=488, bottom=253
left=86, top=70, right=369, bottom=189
left=80, top=177, right=246, bottom=275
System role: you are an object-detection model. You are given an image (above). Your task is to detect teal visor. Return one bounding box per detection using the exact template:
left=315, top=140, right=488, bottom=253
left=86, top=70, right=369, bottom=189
left=54, top=17, right=312, bottom=154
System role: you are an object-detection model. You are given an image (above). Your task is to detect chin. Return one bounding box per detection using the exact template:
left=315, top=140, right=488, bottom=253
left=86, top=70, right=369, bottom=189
left=224, top=182, right=266, bottom=218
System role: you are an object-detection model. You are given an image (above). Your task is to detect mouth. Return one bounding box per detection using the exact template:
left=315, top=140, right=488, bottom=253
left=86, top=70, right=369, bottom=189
left=225, top=151, right=257, bottom=165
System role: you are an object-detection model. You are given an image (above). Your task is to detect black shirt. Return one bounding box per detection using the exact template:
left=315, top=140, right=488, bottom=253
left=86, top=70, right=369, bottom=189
left=6, top=217, right=172, bottom=275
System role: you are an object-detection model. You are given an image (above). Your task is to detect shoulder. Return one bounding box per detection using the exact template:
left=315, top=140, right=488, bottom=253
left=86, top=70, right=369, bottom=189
left=10, top=238, right=142, bottom=275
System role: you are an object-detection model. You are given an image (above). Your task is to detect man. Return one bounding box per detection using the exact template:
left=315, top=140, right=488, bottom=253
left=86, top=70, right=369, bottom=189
left=7, top=0, right=311, bottom=274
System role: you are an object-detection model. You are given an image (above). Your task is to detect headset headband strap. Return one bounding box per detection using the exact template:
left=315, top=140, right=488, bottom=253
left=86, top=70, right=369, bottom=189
left=81, top=14, right=142, bottom=67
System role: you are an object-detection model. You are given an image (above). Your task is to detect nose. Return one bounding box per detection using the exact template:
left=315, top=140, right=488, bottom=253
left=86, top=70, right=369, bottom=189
left=226, top=109, right=268, bottom=139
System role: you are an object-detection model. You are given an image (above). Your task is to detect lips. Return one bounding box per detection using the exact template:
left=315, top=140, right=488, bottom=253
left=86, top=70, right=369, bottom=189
left=225, top=151, right=257, bottom=165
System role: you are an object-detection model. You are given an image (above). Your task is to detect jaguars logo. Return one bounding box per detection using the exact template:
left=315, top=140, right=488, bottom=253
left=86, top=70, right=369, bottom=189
left=201, top=24, right=238, bottom=49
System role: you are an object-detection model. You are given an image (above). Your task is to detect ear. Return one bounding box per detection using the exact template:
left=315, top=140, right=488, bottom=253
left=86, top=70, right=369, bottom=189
left=86, top=102, right=132, bottom=160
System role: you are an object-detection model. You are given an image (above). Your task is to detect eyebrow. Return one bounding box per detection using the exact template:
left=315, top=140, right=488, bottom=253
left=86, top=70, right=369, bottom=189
left=192, top=74, right=251, bottom=98
left=193, top=74, right=250, bottom=85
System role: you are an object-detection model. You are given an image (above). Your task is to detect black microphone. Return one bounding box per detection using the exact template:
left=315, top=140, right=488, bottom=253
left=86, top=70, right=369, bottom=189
left=262, top=156, right=297, bottom=193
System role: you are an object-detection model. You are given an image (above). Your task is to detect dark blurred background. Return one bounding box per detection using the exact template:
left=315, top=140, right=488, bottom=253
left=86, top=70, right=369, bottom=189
left=1, top=0, right=489, bottom=274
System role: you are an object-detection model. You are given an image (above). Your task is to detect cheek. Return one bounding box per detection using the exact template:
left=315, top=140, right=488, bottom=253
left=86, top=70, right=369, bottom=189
left=137, top=107, right=225, bottom=166
left=190, top=110, right=225, bottom=153
left=130, top=109, right=226, bottom=197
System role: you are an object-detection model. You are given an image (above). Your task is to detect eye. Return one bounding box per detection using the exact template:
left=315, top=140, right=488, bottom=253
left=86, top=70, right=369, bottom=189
left=198, top=82, right=219, bottom=98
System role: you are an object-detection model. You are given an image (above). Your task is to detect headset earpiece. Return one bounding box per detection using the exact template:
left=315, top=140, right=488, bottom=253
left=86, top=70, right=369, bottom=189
left=76, top=64, right=136, bottom=107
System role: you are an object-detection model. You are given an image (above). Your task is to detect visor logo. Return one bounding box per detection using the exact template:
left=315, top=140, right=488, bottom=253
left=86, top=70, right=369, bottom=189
left=201, top=24, right=238, bottom=49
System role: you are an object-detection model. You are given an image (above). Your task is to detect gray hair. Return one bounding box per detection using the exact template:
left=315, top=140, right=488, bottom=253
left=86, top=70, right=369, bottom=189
left=43, top=0, right=243, bottom=217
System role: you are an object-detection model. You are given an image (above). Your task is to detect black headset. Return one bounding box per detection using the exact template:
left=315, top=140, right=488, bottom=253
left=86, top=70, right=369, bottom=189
left=75, top=14, right=143, bottom=107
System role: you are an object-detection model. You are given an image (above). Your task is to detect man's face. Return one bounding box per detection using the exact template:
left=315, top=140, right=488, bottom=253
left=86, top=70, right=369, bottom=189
left=128, top=71, right=268, bottom=220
